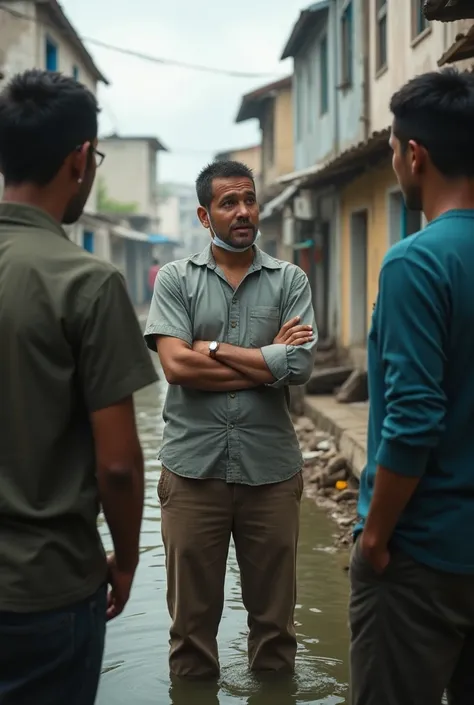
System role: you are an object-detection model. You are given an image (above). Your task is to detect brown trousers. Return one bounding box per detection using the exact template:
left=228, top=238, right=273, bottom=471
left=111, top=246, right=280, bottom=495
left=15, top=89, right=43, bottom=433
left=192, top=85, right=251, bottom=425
left=158, top=468, right=303, bottom=678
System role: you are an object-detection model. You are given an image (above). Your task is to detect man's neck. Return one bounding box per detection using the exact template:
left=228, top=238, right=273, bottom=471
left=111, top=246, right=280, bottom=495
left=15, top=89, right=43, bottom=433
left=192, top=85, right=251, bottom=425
left=2, top=185, right=64, bottom=223
left=424, top=180, right=474, bottom=222
left=211, top=243, right=255, bottom=270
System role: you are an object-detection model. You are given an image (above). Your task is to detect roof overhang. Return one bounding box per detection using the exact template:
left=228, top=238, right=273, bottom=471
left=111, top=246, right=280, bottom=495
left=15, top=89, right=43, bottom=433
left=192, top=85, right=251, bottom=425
left=423, top=0, right=474, bottom=21
left=80, top=213, right=150, bottom=242
left=34, top=0, right=109, bottom=84
left=101, top=134, right=168, bottom=152
left=277, top=128, right=391, bottom=191
left=235, top=76, right=292, bottom=123
left=280, top=1, right=330, bottom=60
left=260, top=182, right=302, bottom=221
left=438, top=24, right=474, bottom=64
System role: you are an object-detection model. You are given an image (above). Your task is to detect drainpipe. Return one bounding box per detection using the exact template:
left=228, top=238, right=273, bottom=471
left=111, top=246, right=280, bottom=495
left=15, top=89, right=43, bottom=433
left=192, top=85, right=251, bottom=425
left=361, top=0, right=370, bottom=141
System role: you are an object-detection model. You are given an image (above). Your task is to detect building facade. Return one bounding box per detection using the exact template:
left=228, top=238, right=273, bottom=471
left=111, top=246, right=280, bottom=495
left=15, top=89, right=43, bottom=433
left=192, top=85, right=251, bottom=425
left=97, top=135, right=167, bottom=233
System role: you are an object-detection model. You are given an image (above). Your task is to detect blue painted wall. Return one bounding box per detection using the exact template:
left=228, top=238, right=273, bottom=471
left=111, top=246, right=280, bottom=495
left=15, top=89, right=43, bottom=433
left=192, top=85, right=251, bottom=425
left=292, top=0, right=365, bottom=172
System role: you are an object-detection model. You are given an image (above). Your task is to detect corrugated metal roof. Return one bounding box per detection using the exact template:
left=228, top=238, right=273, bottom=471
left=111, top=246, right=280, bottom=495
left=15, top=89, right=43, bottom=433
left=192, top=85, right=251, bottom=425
left=277, top=128, right=391, bottom=190
left=424, top=0, right=474, bottom=21
left=438, top=24, right=474, bottom=64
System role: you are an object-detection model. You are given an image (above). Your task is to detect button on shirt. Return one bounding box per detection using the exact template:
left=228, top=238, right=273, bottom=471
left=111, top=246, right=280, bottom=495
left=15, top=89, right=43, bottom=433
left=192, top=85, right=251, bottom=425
left=145, top=245, right=318, bottom=485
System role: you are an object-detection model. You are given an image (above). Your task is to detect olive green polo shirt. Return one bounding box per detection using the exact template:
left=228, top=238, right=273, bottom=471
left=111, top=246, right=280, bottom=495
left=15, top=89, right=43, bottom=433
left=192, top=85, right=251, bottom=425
left=0, top=203, right=158, bottom=613
left=145, top=245, right=317, bottom=485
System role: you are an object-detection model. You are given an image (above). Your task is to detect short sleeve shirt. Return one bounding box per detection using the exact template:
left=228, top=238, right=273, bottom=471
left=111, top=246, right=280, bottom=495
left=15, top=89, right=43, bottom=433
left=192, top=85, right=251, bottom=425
left=0, top=204, right=158, bottom=612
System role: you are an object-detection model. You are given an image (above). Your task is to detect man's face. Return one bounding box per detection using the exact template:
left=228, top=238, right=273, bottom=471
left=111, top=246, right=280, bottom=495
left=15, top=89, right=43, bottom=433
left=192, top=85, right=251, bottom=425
left=199, top=176, right=259, bottom=249
left=62, top=141, right=98, bottom=225
left=390, top=126, right=423, bottom=212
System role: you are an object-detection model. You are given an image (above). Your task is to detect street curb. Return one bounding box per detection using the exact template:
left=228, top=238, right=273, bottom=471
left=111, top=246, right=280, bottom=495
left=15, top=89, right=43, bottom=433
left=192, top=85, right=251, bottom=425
left=303, top=398, right=366, bottom=480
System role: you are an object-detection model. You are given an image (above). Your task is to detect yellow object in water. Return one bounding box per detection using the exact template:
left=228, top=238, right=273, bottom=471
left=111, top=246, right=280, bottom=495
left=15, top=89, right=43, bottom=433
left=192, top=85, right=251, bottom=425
left=335, top=480, right=348, bottom=491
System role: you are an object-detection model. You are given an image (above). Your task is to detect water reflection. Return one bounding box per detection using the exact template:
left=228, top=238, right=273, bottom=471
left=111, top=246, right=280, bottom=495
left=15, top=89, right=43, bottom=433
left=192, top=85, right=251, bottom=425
left=96, top=372, right=350, bottom=705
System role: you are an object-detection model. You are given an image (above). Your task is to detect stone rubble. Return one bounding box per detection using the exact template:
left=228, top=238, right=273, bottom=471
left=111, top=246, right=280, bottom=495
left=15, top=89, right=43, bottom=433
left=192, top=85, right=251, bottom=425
left=294, top=414, right=359, bottom=549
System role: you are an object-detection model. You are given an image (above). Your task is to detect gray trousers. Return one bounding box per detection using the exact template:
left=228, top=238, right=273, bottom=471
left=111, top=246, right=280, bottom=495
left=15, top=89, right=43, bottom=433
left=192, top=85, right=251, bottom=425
left=349, top=537, right=474, bottom=705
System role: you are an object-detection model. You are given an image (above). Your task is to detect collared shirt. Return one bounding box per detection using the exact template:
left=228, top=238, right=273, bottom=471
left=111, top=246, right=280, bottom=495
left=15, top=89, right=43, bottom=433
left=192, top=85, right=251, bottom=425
left=144, top=244, right=317, bottom=485
left=0, top=203, right=158, bottom=612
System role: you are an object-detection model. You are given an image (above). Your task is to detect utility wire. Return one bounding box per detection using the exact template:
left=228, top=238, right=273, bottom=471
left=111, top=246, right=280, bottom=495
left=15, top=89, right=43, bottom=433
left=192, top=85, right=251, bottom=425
left=0, top=4, right=279, bottom=79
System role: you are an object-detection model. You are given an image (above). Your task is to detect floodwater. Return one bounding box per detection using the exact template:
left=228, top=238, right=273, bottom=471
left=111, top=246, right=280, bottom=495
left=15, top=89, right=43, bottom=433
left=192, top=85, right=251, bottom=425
left=96, top=375, right=351, bottom=705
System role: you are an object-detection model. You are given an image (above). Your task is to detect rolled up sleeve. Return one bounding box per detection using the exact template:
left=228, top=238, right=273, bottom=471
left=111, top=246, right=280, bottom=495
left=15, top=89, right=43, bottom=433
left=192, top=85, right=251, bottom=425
left=144, top=265, right=193, bottom=351
left=261, top=267, right=318, bottom=388
left=375, top=254, right=448, bottom=477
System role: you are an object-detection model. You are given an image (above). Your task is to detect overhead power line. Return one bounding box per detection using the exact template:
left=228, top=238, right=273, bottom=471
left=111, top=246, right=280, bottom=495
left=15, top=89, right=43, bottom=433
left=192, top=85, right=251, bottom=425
left=0, top=4, right=279, bottom=79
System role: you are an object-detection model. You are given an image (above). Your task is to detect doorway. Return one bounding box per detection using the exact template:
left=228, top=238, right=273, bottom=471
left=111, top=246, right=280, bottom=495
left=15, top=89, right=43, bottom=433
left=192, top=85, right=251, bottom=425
left=388, top=190, right=422, bottom=247
left=350, top=210, right=368, bottom=346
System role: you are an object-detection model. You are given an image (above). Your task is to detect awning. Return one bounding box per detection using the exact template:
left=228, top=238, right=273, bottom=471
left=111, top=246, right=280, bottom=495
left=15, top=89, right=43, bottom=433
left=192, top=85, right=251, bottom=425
left=260, top=182, right=301, bottom=221
left=438, top=24, right=474, bottom=65
left=111, top=225, right=149, bottom=243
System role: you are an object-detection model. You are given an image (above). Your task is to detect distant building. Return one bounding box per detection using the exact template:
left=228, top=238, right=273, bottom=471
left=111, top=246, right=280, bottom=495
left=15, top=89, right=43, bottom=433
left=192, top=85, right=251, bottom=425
left=158, top=182, right=208, bottom=257
left=215, top=144, right=262, bottom=195
left=97, top=135, right=168, bottom=233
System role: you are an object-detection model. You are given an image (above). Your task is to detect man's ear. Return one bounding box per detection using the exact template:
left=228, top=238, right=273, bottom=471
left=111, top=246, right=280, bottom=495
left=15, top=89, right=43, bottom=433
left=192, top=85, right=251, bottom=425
left=197, top=206, right=210, bottom=229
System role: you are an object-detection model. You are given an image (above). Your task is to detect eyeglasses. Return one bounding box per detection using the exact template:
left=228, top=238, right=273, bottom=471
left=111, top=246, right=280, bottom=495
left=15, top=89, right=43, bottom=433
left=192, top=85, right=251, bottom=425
left=93, top=147, right=105, bottom=167
left=75, top=144, right=105, bottom=167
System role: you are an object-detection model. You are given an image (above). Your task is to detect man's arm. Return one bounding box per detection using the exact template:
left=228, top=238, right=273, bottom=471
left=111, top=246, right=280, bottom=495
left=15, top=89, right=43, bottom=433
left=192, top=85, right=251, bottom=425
left=144, top=267, right=257, bottom=391
left=192, top=316, right=314, bottom=386
left=362, top=253, right=448, bottom=561
left=260, top=268, right=318, bottom=388
left=157, top=336, right=259, bottom=391
left=77, top=270, right=159, bottom=617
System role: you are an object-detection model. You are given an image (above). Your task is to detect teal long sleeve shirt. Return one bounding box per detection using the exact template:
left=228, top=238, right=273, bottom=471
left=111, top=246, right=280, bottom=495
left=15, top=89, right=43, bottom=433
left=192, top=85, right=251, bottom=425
left=357, top=210, right=474, bottom=573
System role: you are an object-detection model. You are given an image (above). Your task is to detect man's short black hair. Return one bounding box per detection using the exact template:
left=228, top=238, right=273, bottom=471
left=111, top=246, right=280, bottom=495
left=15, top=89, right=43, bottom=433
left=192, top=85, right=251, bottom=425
left=390, top=68, right=474, bottom=179
left=0, top=69, right=99, bottom=186
left=196, top=160, right=255, bottom=209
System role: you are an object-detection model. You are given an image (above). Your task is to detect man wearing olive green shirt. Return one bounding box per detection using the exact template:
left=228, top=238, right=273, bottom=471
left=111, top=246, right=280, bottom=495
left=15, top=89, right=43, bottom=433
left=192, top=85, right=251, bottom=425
left=145, top=160, right=318, bottom=679
left=0, top=70, right=158, bottom=704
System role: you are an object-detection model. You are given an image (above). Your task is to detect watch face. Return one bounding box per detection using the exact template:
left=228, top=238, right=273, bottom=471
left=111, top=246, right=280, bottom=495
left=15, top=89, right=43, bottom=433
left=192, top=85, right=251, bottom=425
left=209, top=341, right=218, bottom=351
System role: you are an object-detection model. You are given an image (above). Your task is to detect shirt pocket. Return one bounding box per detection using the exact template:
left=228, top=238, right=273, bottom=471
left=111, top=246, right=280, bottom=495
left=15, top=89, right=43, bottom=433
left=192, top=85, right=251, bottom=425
left=249, top=306, right=280, bottom=348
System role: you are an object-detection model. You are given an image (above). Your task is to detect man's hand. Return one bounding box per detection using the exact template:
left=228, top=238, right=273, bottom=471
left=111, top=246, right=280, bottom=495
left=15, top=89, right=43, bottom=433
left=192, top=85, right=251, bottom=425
left=192, top=340, right=210, bottom=356
left=359, top=531, right=390, bottom=575
left=273, top=316, right=313, bottom=346
left=106, top=553, right=136, bottom=621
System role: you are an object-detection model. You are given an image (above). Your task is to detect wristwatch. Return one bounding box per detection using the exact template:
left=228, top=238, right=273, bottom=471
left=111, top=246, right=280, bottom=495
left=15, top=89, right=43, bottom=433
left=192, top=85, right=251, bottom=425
left=209, top=341, right=220, bottom=358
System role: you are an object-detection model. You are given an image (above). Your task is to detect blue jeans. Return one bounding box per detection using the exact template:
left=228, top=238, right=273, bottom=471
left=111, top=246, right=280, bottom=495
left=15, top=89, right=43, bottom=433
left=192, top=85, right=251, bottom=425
left=0, top=585, right=107, bottom=705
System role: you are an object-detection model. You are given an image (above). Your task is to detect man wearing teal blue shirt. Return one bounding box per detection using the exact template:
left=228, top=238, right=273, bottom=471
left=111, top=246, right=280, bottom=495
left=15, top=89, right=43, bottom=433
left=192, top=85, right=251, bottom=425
left=350, top=68, right=474, bottom=705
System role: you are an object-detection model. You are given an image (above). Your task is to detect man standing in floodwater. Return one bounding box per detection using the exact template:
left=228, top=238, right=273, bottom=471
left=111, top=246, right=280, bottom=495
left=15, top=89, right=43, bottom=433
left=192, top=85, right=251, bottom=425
left=350, top=68, right=474, bottom=704
left=145, top=160, right=318, bottom=679
left=0, top=70, right=158, bottom=704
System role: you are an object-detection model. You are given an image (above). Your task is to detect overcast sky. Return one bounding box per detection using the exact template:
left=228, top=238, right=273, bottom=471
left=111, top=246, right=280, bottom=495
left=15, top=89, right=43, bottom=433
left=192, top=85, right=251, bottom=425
left=61, top=0, right=304, bottom=185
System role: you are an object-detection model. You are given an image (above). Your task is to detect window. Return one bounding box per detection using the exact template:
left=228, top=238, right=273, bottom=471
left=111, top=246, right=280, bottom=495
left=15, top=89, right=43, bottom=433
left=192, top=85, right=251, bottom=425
left=412, top=0, right=430, bottom=39
left=45, top=38, right=58, bottom=72
left=265, top=104, right=275, bottom=166
left=306, top=61, right=314, bottom=132
left=341, top=1, right=353, bottom=86
left=388, top=191, right=422, bottom=247
left=319, top=35, right=329, bottom=115
left=375, top=0, right=387, bottom=73
left=72, top=65, right=79, bottom=80
left=296, top=66, right=304, bottom=140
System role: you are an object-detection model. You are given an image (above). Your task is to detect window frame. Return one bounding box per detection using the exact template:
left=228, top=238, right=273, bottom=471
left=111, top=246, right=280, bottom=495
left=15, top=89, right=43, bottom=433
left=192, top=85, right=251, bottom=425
left=319, top=34, right=329, bottom=116
left=411, top=0, right=430, bottom=41
left=340, top=0, right=354, bottom=87
left=375, top=0, right=388, bottom=74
